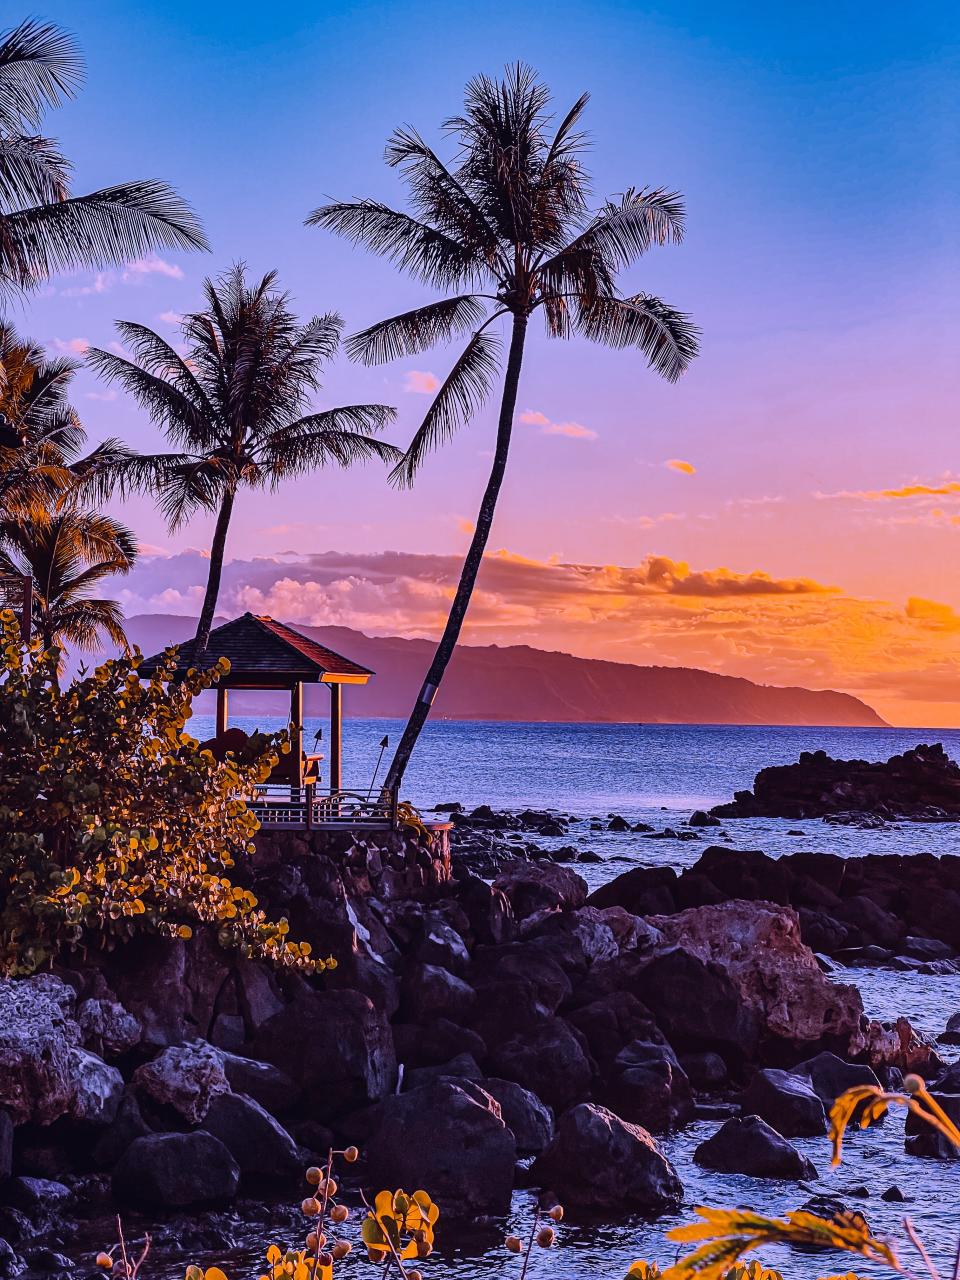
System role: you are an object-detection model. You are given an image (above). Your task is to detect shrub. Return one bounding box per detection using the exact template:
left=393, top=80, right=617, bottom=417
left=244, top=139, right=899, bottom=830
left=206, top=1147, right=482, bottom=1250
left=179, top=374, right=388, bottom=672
left=0, top=612, right=328, bottom=975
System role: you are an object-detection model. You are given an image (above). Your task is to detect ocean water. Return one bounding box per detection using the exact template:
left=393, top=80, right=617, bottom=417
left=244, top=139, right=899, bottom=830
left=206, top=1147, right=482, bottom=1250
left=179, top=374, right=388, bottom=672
left=181, top=716, right=960, bottom=1279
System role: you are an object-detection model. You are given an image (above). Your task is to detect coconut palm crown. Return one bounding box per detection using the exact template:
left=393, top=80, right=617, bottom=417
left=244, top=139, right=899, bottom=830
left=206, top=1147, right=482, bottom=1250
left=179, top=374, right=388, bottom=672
left=86, top=263, right=400, bottom=654
left=0, top=18, right=206, bottom=304
left=308, top=63, right=699, bottom=788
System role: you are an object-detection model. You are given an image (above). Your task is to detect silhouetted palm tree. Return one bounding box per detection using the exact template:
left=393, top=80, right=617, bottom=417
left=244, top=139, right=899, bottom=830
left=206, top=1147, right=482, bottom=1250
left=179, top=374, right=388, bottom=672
left=0, top=323, right=132, bottom=518
left=0, top=18, right=206, bottom=304
left=309, top=64, right=699, bottom=788
left=87, top=264, right=400, bottom=655
left=0, top=507, right=136, bottom=657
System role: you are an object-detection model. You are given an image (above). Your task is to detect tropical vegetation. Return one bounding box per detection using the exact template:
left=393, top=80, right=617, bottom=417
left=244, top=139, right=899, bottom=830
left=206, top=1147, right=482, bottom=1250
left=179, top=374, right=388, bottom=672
left=86, top=264, right=400, bottom=654
left=0, top=612, right=322, bottom=976
left=0, top=18, right=205, bottom=308
left=309, top=63, right=699, bottom=787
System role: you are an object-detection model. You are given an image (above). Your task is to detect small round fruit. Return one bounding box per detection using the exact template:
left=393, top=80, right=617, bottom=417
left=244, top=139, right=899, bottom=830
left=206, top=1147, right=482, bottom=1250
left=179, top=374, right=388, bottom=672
left=318, top=1253, right=333, bottom=1268
left=505, top=1236, right=522, bottom=1254
left=536, top=1227, right=556, bottom=1248
left=343, top=1145, right=359, bottom=1163
left=301, top=1197, right=321, bottom=1217
left=330, top=1204, right=349, bottom=1224
left=416, top=1241, right=433, bottom=1259
left=904, top=1073, right=923, bottom=1095
left=96, top=1254, right=113, bottom=1270
left=306, top=1232, right=325, bottom=1251
left=407, top=1271, right=423, bottom=1280
left=306, top=1166, right=323, bottom=1186
left=332, top=1243, right=352, bottom=1260
left=548, top=1205, right=564, bottom=1222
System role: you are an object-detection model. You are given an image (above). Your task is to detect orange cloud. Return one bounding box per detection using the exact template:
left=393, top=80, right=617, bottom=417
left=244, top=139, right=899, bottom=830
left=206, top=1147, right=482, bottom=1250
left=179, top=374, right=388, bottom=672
left=905, top=597, right=960, bottom=631
left=519, top=409, right=550, bottom=426
left=402, top=370, right=440, bottom=394
left=822, top=479, right=960, bottom=501
left=542, top=421, right=597, bottom=441
left=665, top=459, right=696, bottom=475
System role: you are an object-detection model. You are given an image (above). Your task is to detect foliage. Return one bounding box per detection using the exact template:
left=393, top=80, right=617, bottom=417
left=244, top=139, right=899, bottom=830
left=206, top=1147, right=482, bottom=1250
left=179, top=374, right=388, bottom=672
left=0, top=18, right=205, bottom=304
left=0, top=613, right=328, bottom=975
left=361, top=1189, right=438, bottom=1268
left=85, top=263, right=400, bottom=652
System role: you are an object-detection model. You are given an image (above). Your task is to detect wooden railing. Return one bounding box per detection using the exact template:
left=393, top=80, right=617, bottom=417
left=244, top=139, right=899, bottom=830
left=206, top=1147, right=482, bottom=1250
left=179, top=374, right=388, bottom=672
left=250, top=783, right=398, bottom=829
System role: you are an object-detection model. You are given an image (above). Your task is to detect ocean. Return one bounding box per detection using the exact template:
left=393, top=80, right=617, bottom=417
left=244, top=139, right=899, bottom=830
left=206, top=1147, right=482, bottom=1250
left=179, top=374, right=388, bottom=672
left=184, top=716, right=960, bottom=1279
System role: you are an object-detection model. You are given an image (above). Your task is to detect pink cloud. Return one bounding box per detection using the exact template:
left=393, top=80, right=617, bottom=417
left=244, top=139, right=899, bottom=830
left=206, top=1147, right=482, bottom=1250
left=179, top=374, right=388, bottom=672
left=50, top=337, right=90, bottom=355
left=665, top=459, right=696, bottom=475
left=122, top=256, right=184, bottom=282
left=543, top=421, right=597, bottom=441
left=519, top=409, right=550, bottom=426
left=403, top=370, right=440, bottom=394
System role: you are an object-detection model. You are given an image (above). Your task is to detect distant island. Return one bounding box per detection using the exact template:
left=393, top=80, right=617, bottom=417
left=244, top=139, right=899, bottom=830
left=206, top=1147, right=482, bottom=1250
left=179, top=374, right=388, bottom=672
left=110, top=614, right=887, bottom=728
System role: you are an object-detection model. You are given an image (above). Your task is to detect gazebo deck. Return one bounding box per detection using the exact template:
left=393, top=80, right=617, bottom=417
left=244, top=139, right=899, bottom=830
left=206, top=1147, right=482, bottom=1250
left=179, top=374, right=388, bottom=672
left=250, top=783, right=397, bottom=830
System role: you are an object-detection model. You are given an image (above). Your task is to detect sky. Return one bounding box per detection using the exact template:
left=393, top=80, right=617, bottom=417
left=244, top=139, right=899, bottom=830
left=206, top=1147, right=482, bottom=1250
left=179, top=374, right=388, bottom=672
left=13, top=0, right=960, bottom=725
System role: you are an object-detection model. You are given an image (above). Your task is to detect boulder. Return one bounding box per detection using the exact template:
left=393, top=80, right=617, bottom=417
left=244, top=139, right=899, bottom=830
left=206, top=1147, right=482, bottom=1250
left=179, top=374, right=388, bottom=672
left=69, top=1049, right=124, bottom=1125
left=694, top=1115, right=818, bottom=1179
left=488, top=1018, right=594, bottom=1112
left=91, top=1092, right=152, bottom=1169
left=0, top=976, right=79, bottom=1125
left=648, top=902, right=866, bottom=1057
left=416, top=920, right=471, bottom=976
left=480, top=1079, right=554, bottom=1153
left=679, top=1052, right=728, bottom=1091
left=400, top=963, right=475, bottom=1024
left=626, top=947, right=761, bottom=1058
left=566, top=992, right=660, bottom=1066
left=603, top=1039, right=694, bottom=1133
left=492, top=862, right=587, bottom=920
left=905, top=1091, right=960, bottom=1158
left=794, top=1052, right=880, bottom=1107
left=217, top=1052, right=301, bottom=1117
left=201, top=1092, right=300, bottom=1182
left=531, top=1103, right=682, bottom=1214
left=392, top=1019, right=487, bottom=1069
left=364, top=1082, right=515, bottom=1217
left=76, top=998, right=141, bottom=1059
left=112, top=1132, right=240, bottom=1208
left=741, top=1069, right=827, bottom=1138
left=251, top=990, right=396, bottom=1119
left=403, top=1054, right=483, bottom=1091
left=132, top=1041, right=229, bottom=1124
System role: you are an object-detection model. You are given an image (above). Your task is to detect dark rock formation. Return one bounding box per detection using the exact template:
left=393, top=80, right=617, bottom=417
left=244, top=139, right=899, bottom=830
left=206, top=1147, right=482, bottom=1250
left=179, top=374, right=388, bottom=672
left=711, top=744, right=960, bottom=821
left=741, top=1068, right=826, bottom=1137
left=694, top=1114, right=818, bottom=1179
left=112, top=1132, right=240, bottom=1208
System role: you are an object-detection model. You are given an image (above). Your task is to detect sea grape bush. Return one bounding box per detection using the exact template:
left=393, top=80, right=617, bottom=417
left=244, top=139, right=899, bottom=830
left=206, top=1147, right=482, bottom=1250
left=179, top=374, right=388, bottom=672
left=0, top=612, right=328, bottom=975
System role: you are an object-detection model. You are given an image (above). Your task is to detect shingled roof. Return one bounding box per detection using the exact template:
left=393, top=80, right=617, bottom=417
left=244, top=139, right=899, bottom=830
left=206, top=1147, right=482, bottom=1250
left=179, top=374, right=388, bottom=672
left=138, top=613, right=374, bottom=686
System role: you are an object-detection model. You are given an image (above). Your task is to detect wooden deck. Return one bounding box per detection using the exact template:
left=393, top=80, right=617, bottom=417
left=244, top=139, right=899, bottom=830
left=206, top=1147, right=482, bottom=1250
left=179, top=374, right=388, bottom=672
left=250, top=784, right=397, bottom=830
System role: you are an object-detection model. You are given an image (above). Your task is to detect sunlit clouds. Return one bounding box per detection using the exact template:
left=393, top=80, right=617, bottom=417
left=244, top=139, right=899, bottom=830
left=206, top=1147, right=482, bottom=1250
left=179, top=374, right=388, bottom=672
left=520, top=409, right=597, bottom=441
left=113, top=546, right=960, bottom=725
left=402, top=370, right=440, bottom=394
left=665, top=459, right=696, bottom=475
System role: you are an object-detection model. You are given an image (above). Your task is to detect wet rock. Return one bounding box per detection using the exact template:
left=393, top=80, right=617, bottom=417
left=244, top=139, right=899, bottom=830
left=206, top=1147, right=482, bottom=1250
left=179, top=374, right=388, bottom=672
left=905, top=1090, right=960, bottom=1158
left=480, top=1079, right=554, bottom=1154
left=881, top=1185, right=907, bottom=1201
left=251, top=990, right=397, bottom=1120
left=607, top=816, right=631, bottom=832
left=70, top=1049, right=124, bottom=1125
left=694, top=1115, right=818, bottom=1180
left=2, top=1178, right=72, bottom=1214
left=603, top=1039, right=694, bottom=1133
left=21, top=1249, right=72, bottom=1273
left=903, top=937, right=954, bottom=962
left=113, top=1132, right=240, bottom=1208
left=488, top=1018, right=594, bottom=1112
left=492, top=861, right=587, bottom=920
left=587, top=866, right=678, bottom=916
left=365, top=1082, right=515, bottom=1217
left=795, top=1052, right=880, bottom=1107
left=742, top=1068, right=827, bottom=1137
left=689, top=811, right=721, bottom=827
left=531, top=1103, right=682, bottom=1214
left=201, top=1092, right=300, bottom=1182
left=132, top=1041, right=229, bottom=1124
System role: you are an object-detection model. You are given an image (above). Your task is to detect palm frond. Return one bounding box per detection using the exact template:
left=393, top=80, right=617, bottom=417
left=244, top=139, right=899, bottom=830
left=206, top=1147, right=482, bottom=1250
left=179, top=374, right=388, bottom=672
left=269, top=424, right=402, bottom=476
left=390, top=324, right=502, bottom=488
left=85, top=345, right=215, bottom=451
left=0, top=134, right=70, bottom=207
left=345, top=294, right=489, bottom=365
left=306, top=199, right=483, bottom=289
left=1, top=180, right=207, bottom=292
left=577, top=292, right=700, bottom=381
left=0, top=19, right=83, bottom=133
left=52, top=598, right=129, bottom=653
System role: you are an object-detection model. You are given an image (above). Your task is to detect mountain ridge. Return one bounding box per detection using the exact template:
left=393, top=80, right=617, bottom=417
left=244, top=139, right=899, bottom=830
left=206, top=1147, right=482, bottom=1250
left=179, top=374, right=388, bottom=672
left=106, top=613, right=888, bottom=728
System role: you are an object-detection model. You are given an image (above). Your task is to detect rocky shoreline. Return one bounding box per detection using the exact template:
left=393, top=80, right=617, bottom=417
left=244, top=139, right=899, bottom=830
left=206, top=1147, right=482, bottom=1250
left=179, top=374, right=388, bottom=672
left=0, top=823, right=957, bottom=1276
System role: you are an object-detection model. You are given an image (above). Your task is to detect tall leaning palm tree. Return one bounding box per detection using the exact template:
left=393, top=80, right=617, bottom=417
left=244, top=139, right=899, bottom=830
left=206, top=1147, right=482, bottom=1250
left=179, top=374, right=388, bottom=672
left=0, top=508, right=136, bottom=658
left=308, top=64, right=700, bottom=789
left=87, top=264, right=400, bottom=655
left=0, top=18, right=206, bottom=305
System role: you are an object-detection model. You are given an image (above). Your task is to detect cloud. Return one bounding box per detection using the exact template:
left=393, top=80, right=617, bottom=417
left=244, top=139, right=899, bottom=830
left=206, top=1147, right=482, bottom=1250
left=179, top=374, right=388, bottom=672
left=50, top=337, right=90, bottom=355
left=821, top=478, right=960, bottom=502
left=60, top=272, right=112, bottom=298
left=402, top=370, right=440, bottom=394
left=905, top=598, right=960, bottom=631
left=665, top=459, right=696, bottom=475
left=122, top=256, right=184, bottom=282
left=457, top=518, right=476, bottom=536
left=158, top=310, right=182, bottom=326
left=521, top=408, right=597, bottom=441
left=85, top=389, right=117, bottom=402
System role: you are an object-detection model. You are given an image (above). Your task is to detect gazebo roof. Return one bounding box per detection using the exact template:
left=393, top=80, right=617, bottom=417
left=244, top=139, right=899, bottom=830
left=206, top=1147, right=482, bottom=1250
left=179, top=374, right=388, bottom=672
left=138, top=612, right=374, bottom=688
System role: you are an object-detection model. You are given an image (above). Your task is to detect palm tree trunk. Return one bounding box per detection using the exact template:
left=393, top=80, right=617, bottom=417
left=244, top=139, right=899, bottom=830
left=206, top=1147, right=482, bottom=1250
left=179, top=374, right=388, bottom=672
left=194, top=487, right=236, bottom=659
left=384, top=313, right=529, bottom=792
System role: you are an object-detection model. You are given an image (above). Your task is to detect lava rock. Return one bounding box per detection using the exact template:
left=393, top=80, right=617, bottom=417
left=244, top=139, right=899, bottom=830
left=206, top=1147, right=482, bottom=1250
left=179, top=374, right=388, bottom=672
left=201, top=1091, right=300, bottom=1182
left=488, top=1017, right=594, bottom=1112
left=741, top=1068, right=827, bottom=1137
left=795, top=1052, right=880, bottom=1107
left=492, top=861, right=588, bottom=920
left=112, top=1132, right=240, bottom=1208
left=479, top=1078, right=554, bottom=1154
left=531, top=1103, right=682, bottom=1214
left=694, top=1114, right=818, bottom=1180
left=132, top=1041, right=229, bottom=1124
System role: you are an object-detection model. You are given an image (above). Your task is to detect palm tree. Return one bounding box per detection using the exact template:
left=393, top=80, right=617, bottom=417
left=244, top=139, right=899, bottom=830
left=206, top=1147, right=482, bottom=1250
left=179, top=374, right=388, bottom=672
left=0, top=507, right=136, bottom=657
left=0, top=18, right=206, bottom=303
left=87, top=263, right=400, bottom=655
left=0, top=323, right=132, bottom=518
left=308, top=64, right=700, bottom=789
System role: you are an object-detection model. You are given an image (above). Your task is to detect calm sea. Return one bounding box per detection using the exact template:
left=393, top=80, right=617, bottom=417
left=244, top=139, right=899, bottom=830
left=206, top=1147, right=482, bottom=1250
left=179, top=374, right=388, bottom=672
left=185, top=716, right=960, bottom=1278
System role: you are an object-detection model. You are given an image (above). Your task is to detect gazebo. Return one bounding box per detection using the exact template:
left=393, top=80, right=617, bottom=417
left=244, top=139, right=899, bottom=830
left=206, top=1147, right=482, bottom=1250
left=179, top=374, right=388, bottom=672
left=139, top=613, right=387, bottom=828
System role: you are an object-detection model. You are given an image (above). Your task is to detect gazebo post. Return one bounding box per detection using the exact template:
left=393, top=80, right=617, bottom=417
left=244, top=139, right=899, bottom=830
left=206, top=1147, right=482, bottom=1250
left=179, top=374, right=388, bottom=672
left=329, top=682, right=342, bottom=794
left=215, top=686, right=229, bottom=738
left=290, top=681, right=303, bottom=799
